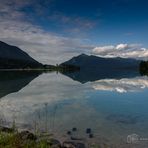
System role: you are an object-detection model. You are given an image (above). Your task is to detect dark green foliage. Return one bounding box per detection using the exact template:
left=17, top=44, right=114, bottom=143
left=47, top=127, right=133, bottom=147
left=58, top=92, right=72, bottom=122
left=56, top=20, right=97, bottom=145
left=0, top=132, right=51, bottom=148
left=58, top=64, right=80, bottom=72
left=43, top=64, right=56, bottom=69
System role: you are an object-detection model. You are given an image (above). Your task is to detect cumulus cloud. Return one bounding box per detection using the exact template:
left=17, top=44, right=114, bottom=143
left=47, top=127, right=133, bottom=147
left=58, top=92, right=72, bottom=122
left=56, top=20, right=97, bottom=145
left=92, top=76, right=148, bottom=93
left=92, top=44, right=148, bottom=59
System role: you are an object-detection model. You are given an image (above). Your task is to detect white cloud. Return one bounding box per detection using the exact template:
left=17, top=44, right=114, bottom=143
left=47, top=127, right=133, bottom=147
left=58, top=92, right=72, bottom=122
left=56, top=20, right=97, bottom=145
left=1, top=0, right=148, bottom=64
left=92, top=44, right=148, bottom=59
left=116, top=44, right=128, bottom=50
left=0, top=19, right=92, bottom=64
left=92, top=76, right=148, bottom=93
left=0, top=0, right=93, bottom=64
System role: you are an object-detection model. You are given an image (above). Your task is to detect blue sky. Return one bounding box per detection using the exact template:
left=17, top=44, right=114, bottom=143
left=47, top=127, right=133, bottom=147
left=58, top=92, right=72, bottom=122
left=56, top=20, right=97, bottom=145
left=0, top=0, right=148, bottom=64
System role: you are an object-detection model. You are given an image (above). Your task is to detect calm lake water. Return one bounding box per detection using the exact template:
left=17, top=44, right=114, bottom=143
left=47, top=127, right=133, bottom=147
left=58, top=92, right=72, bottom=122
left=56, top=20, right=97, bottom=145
left=0, top=71, right=148, bottom=147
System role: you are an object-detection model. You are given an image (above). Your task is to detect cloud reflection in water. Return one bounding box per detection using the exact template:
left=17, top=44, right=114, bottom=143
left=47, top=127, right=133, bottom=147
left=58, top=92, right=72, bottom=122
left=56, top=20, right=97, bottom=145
left=92, top=76, right=148, bottom=93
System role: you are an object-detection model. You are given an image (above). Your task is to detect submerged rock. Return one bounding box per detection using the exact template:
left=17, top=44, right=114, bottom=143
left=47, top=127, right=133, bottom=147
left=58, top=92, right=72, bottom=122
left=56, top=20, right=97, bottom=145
left=70, top=136, right=83, bottom=141
left=86, top=128, right=91, bottom=134
left=48, top=138, right=61, bottom=148
left=17, top=131, right=37, bottom=141
left=106, top=114, right=139, bottom=125
left=67, top=131, right=72, bottom=135
left=89, top=134, right=93, bottom=138
left=72, top=128, right=77, bottom=131
left=63, top=141, right=85, bottom=148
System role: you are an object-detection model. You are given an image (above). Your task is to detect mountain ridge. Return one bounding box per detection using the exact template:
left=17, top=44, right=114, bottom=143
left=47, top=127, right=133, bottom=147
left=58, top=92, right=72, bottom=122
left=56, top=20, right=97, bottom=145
left=0, top=41, right=141, bottom=70
left=0, top=41, right=43, bottom=69
left=60, top=54, right=141, bottom=83
left=61, top=53, right=140, bottom=70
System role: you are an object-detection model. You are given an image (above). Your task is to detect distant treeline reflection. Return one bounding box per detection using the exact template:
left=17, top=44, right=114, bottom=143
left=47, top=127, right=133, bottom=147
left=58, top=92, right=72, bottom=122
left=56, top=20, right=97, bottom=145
left=139, top=61, right=148, bottom=76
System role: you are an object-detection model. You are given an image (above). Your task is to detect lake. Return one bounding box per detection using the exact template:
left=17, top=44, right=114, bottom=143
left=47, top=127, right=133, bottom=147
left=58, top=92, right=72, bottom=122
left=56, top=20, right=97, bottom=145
left=0, top=71, right=148, bottom=147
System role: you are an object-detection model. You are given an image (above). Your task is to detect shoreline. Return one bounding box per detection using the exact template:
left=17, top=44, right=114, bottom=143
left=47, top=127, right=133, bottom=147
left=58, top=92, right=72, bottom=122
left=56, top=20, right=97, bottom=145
left=0, top=126, right=147, bottom=148
left=0, top=126, right=87, bottom=148
left=0, top=69, right=54, bottom=71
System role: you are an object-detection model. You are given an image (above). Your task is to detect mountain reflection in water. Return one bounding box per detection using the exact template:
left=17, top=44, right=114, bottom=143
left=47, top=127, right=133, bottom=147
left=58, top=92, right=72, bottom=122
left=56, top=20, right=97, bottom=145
left=0, top=71, right=42, bottom=99
left=0, top=69, right=148, bottom=147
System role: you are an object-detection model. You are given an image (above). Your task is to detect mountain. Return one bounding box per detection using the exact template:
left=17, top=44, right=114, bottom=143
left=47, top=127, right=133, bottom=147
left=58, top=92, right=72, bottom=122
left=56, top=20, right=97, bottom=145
left=0, top=41, right=43, bottom=69
left=61, top=54, right=140, bottom=70
left=60, top=54, right=141, bottom=83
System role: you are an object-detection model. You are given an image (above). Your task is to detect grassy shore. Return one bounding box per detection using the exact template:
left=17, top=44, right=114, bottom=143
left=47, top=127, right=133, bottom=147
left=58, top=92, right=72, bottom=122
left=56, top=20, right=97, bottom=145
left=0, top=132, right=51, bottom=148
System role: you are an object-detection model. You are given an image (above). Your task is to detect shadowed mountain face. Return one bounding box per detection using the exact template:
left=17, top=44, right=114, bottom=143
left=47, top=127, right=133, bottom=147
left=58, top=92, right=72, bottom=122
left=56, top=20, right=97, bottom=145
left=61, top=54, right=140, bottom=70
left=0, top=71, right=42, bottom=99
left=0, top=41, right=43, bottom=69
left=61, top=54, right=141, bottom=83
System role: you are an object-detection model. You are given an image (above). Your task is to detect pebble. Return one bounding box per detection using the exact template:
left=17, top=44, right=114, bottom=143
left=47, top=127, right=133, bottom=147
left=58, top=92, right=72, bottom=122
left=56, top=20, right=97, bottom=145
left=72, top=127, right=77, bottom=131
left=86, top=128, right=91, bottom=134
left=89, top=134, right=93, bottom=138
left=67, top=131, right=72, bottom=135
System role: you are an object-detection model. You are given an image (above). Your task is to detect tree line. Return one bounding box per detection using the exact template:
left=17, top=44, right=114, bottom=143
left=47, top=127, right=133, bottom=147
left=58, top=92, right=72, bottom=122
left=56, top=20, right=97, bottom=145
left=139, top=61, right=148, bottom=76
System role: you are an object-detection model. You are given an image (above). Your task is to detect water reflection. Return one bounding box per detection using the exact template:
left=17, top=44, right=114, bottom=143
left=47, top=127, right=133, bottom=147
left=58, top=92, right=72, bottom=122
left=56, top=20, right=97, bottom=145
left=0, top=70, right=148, bottom=147
left=61, top=68, right=140, bottom=83
left=0, top=71, right=42, bottom=98
left=92, top=77, right=148, bottom=93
